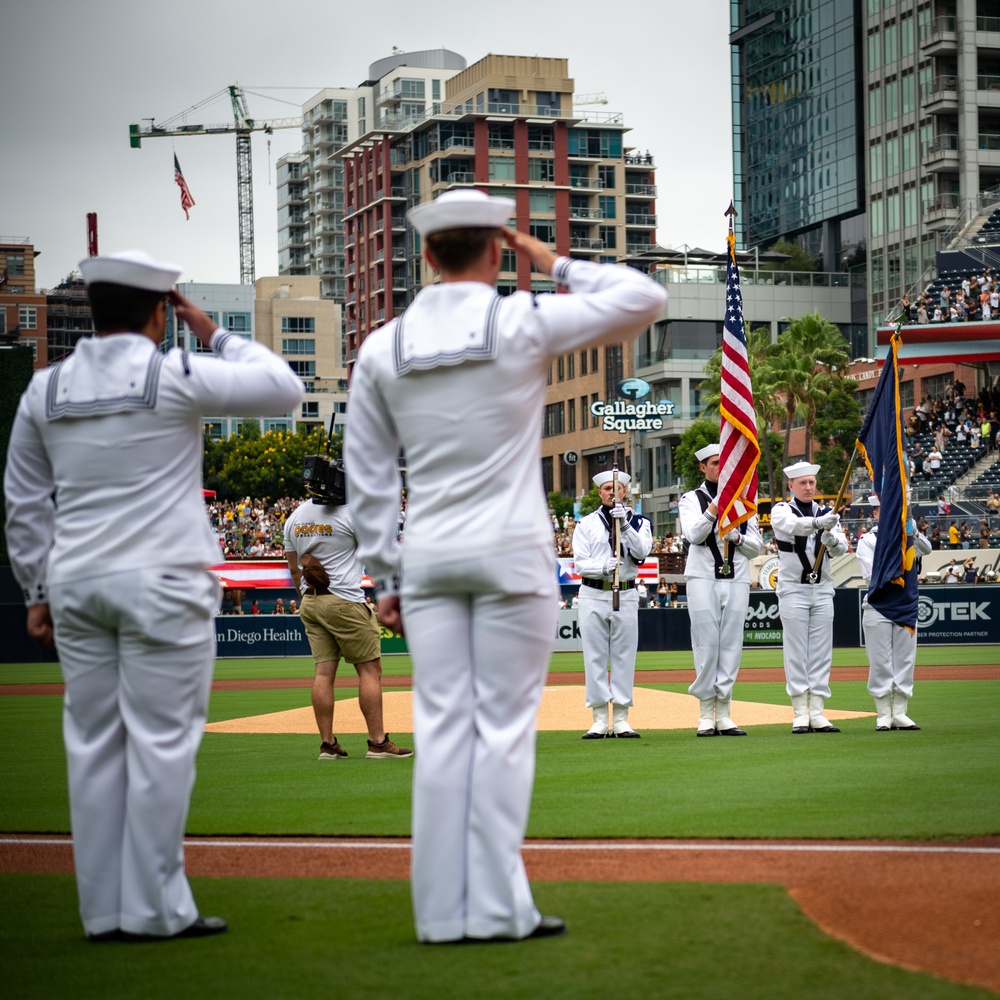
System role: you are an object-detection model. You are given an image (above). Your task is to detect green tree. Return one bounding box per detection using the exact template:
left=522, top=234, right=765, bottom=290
left=762, top=239, right=820, bottom=272
left=811, top=382, right=862, bottom=494
left=777, top=313, right=851, bottom=462
left=547, top=491, right=575, bottom=521
left=675, top=418, right=722, bottom=492
left=578, top=484, right=603, bottom=517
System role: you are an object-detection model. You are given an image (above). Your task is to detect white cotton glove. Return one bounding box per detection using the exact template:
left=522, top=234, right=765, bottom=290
left=602, top=557, right=619, bottom=576
left=609, top=503, right=629, bottom=520
left=820, top=530, right=836, bottom=548
left=724, top=530, right=741, bottom=545
left=814, top=511, right=839, bottom=529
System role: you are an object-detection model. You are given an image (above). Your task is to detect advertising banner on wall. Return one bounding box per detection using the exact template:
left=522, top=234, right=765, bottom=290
left=859, top=587, right=1000, bottom=645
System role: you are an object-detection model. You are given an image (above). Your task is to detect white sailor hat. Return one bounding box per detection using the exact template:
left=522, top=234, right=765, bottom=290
left=78, top=250, right=182, bottom=292
left=868, top=494, right=880, bottom=507
left=695, top=443, right=721, bottom=462
left=593, top=470, right=631, bottom=487
left=783, top=460, right=821, bottom=480
left=407, top=189, right=515, bottom=237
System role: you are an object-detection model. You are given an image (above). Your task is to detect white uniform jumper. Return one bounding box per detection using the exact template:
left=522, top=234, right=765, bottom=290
left=679, top=481, right=762, bottom=732
left=344, top=256, right=666, bottom=943
left=770, top=498, right=849, bottom=731
left=572, top=502, right=653, bottom=728
left=856, top=525, right=932, bottom=729
left=4, top=330, right=303, bottom=937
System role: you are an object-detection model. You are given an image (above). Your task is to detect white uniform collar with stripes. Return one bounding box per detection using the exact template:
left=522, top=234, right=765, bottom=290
left=392, top=283, right=504, bottom=377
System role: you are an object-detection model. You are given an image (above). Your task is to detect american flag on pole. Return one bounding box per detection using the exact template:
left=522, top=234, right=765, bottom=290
left=174, top=154, right=196, bottom=220
left=717, top=227, right=761, bottom=535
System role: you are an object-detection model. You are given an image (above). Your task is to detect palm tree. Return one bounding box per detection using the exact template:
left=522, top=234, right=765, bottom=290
left=777, top=313, right=851, bottom=461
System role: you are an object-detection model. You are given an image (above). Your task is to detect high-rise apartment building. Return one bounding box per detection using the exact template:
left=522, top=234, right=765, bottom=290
left=276, top=49, right=468, bottom=302
left=863, top=0, right=1000, bottom=331
left=336, top=53, right=658, bottom=496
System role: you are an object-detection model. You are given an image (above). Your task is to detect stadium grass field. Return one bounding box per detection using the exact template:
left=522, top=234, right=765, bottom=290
left=2, top=646, right=998, bottom=998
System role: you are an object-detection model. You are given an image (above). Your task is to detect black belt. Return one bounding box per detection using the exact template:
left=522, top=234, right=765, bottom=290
left=302, top=587, right=331, bottom=597
left=581, top=578, right=635, bottom=591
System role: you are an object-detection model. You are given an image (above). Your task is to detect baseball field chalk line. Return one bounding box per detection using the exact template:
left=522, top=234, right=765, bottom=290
left=3, top=836, right=997, bottom=855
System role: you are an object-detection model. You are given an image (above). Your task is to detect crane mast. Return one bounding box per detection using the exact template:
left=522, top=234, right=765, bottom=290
left=130, top=85, right=301, bottom=285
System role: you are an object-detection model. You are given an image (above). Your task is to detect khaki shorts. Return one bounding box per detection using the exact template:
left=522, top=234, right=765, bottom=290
left=300, top=594, right=380, bottom=665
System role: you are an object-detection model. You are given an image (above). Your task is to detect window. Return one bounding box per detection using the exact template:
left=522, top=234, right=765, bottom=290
left=281, top=317, right=315, bottom=334
left=867, top=31, right=881, bottom=72
left=580, top=351, right=588, bottom=375
left=543, top=402, right=565, bottom=437
left=282, top=338, right=315, bottom=355
left=568, top=398, right=576, bottom=431
left=288, top=360, right=316, bottom=378
left=868, top=86, right=882, bottom=127
left=529, top=190, right=555, bottom=213
left=902, top=130, right=916, bottom=170
left=5, top=254, right=25, bottom=276
left=567, top=353, right=575, bottom=379
left=18, top=306, right=37, bottom=330
left=591, top=349, right=599, bottom=372
left=884, top=22, right=898, bottom=63
left=432, top=79, right=441, bottom=101
left=598, top=165, right=615, bottom=188
left=541, top=456, right=554, bottom=494
left=560, top=456, right=576, bottom=496
left=489, top=156, right=516, bottom=180
left=870, top=195, right=884, bottom=238
left=557, top=356, right=565, bottom=381
left=901, top=72, right=915, bottom=115
left=903, top=186, right=918, bottom=227
left=301, top=401, right=319, bottom=419
left=884, top=78, right=899, bottom=120
left=604, top=345, right=623, bottom=399
left=224, top=312, right=251, bottom=332
left=501, top=249, right=517, bottom=273
left=599, top=195, right=616, bottom=219
left=397, top=78, right=425, bottom=99
left=530, top=222, right=555, bottom=243
left=599, top=225, right=616, bottom=249
left=869, top=142, right=883, bottom=183
left=528, top=158, right=554, bottom=182
left=886, top=136, right=899, bottom=176
left=887, top=192, right=900, bottom=232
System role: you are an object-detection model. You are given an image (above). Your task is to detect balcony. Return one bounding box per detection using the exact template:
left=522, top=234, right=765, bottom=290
left=624, top=153, right=655, bottom=167
left=442, top=135, right=475, bottom=150
left=569, top=175, right=605, bottom=190
left=922, top=192, right=961, bottom=226
left=444, top=171, right=476, bottom=184
left=569, top=206, right=601, bottom=221
left=921, top=75, right=959, bottom=113
left=625, top=182, right=657, bottom=196
left=921, top=133, right=959, bottom=171
left=569, top=237, right=605, bottom=251
left=625, top=214, right=657, bottom=227
left=919, top=14, right=957, bottom=55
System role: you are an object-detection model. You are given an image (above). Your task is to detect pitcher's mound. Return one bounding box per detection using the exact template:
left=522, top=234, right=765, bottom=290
left=205, top=686, right=873, bottom=734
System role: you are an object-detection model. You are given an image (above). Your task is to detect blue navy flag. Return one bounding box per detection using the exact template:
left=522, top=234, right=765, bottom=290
left=856, top=332, right=917, bottom=630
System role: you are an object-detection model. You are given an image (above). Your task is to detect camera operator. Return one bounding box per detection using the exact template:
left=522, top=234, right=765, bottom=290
left=284, top=455, right=411, bottom=762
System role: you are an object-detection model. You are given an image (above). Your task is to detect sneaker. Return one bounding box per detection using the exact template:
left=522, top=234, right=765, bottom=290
left=366, top=734, right=413, bottom=759
left=318, top=739, right=348, bottom=760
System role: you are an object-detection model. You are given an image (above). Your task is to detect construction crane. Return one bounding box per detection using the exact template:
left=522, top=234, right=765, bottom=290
left=130, top=85, right=301, bottom=285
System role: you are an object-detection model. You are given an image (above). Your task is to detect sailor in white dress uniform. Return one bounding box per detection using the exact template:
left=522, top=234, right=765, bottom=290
left=4, top=250, right=303, bottom=940
left=679, top=443, right=762, bottom=736
left=770, top=461, right=849, bottom=734
left=343, top=190, right=666, bottom=943
left=856, top=493, right=931, bottom=730
left=572, top=470, right=653, bottom=738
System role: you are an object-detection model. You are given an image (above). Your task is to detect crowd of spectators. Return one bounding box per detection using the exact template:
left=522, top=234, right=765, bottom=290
left=900, top=269, right=1000, bottom=323
left=207, top=496, right=302, bottom=558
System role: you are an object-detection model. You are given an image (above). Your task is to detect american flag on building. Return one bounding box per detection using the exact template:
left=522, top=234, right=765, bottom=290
left=174, top=154, right=196, bottom=220
left=717, top=227, right=761, bottom=536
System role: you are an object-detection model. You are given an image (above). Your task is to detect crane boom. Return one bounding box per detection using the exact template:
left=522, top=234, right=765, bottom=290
left=129, top=85, right=302, bottom=285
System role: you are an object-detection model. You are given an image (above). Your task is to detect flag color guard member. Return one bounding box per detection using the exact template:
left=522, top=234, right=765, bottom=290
left=770, top=461, right=849, bottom=733
left=344, top=189, right=666, bottom=944
left=679, top=442, right=762, bottom=736
left=4, top=250, right=303, bottom=941
left=856, top=494, right=931, bottom=730
left=573, top=469, right=653, bottom=738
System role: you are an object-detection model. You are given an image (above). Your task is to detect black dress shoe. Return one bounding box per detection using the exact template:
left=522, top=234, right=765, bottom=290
left=581, top=731, right=607, bottom=740
left=88, top=929, right=123, bottom=943
left=792, top=726, right=812, bottom=734
left=527, top=915, right=566, bottom=938
left=810, top=724, right=841, bottom=733
left=697, top=728, right=718, bottom=737
left=717, top=727, right=747, bottom=736
left=611, top=730, right=641, bottom=738
left=121, top=916, right=228, bottom=942
left=890, top=723, right=921, bottom=730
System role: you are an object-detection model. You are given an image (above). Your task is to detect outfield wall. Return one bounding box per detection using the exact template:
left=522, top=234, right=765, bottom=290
left=2, top=565, right=999, bottom=662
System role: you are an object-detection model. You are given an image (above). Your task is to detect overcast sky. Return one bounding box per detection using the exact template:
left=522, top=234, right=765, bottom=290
left=1, top=0, right=732, bottom=291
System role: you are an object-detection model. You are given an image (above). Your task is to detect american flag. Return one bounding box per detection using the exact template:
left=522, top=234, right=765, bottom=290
left=717, top=229, right=760, bottom=536
left=174, top=154, right=196, bottom=220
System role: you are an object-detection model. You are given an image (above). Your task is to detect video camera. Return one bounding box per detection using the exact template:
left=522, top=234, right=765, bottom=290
left=302, top=413, right=347, bottom=505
